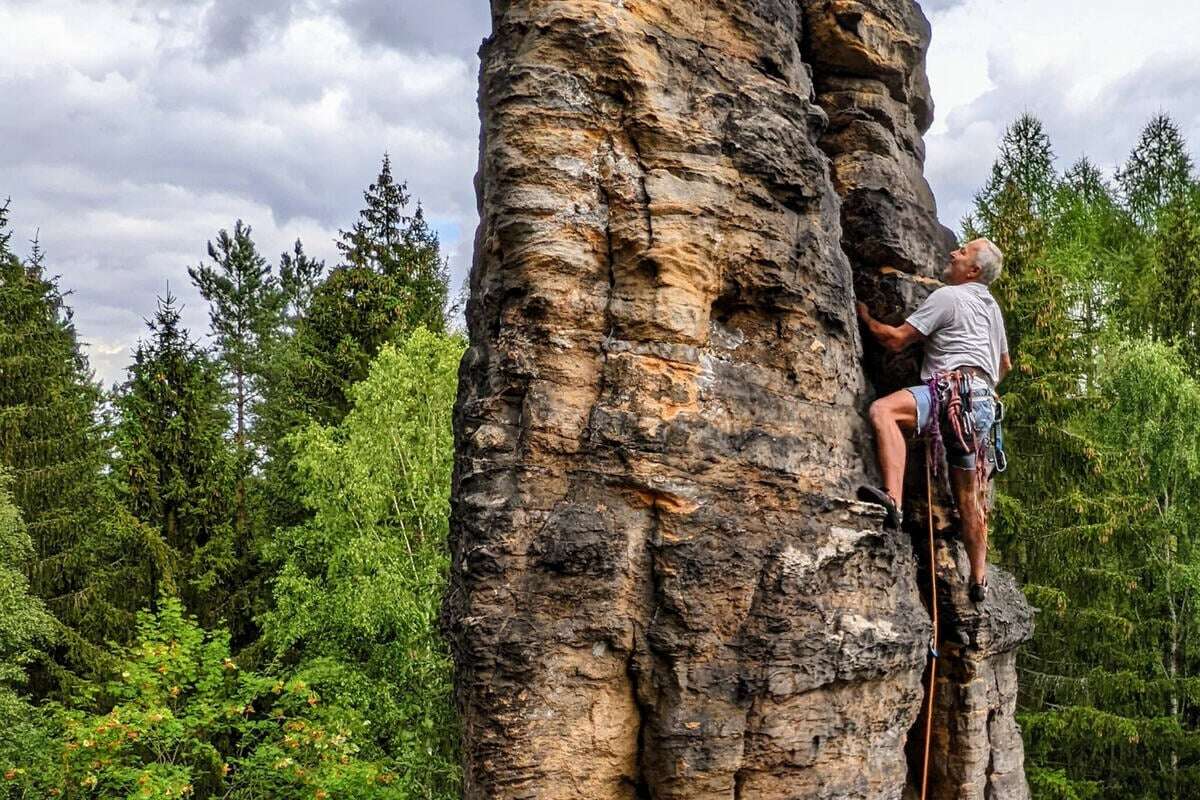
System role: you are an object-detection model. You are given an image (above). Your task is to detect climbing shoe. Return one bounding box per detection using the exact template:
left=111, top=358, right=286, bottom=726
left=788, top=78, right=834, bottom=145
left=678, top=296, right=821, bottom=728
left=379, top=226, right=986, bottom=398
left=856, top=485, right=902, bottom=529
left=969, top=579, right=988, bottom=604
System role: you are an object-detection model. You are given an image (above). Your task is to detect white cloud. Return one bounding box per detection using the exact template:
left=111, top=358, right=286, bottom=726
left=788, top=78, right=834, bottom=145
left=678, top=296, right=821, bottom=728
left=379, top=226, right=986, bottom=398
left=1, top=0, right=489, bottom=385
left=924, top=0, right=1200, bottom=231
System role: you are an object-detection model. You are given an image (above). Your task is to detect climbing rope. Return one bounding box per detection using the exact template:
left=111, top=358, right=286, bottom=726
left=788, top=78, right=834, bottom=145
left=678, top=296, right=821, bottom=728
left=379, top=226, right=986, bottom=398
left=920, top=440, right=939, bottom=800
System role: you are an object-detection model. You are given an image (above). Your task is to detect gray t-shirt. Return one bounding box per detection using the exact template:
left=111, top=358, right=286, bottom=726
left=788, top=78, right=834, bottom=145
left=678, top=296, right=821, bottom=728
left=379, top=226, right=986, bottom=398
left=905, top=282, right=1008, bottom=386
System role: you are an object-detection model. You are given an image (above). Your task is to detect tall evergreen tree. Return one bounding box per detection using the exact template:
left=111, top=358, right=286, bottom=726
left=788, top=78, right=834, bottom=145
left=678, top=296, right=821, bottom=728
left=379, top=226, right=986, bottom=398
left=336, top=153, right=449, bottom=334
left=283, top=155, right=451, bottom=429
left=187, top=221, right=275, bottom=536
left=0, top=201, right=113, bottom=685
left=1117, top=114, right=1195, bottom=228
left=110, top=294, right=235, bottom=630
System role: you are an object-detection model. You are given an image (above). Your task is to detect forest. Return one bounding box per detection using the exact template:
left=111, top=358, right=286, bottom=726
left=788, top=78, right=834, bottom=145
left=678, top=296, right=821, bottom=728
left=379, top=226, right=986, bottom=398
left=2, top=110, right=1200, bottom=800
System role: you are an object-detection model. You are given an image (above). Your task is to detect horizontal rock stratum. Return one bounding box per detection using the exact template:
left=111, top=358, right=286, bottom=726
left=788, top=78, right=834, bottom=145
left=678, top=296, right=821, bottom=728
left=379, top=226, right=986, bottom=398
left=444, top=2, right=1034, bottom=798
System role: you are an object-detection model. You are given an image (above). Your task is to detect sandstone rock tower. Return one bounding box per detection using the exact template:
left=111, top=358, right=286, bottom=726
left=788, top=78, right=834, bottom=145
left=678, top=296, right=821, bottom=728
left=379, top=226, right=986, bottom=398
left=445, top=2, right=1034, bottom=798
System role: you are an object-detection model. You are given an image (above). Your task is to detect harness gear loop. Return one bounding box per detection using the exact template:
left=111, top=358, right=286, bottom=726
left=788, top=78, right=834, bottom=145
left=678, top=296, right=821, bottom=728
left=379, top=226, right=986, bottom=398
left=920, top=440, right=939, bottom=800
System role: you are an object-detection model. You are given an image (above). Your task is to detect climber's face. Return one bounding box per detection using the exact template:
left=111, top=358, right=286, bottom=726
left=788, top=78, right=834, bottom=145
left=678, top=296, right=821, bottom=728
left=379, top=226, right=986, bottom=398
left=942, top=239, right=985, bottom=285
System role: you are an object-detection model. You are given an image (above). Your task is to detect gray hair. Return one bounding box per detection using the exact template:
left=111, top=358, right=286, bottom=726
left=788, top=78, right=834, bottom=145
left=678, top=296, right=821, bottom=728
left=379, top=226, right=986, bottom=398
left=973, top=238, right=1004, bottom=285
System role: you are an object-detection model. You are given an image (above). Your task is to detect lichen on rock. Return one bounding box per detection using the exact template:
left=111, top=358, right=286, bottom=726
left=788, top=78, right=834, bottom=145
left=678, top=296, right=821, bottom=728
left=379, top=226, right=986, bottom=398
left=445, top=2, right=1033, bottom=798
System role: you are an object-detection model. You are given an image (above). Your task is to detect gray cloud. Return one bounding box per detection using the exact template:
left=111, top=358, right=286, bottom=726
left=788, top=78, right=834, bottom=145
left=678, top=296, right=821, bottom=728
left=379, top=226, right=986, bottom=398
left=185, top=0, right=493, bottom=63
left=926, top=53, right=1200, bottom=231
left=335, top=0, right=492, bottom=58
left=201, top=0, right=300, bottom=60
left=1, top=0, right=489, bottom=384
left=918, top=0, right=967, bottom=13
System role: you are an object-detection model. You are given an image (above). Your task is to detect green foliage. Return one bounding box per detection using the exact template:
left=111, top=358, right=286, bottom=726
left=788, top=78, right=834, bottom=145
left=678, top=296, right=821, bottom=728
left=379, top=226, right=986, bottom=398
left=262, top=328, right=464, bottom=799
left=0, top=200, right=117, bottom=689
left=188, top=220, right=276, bottom=467
left=108, top=295, right=236, bottom=630
left=189, top=223, right=325, bottom=649
left=969, top=113, right=1200, bottom=799
left=1116, top=113, right=1194, bottom=228
left=3, top=598, right=399, bottom=799
left=0, top=473, right=57, bottom=786
left=336, top=154, right=449, bottom=337
left=3, top=159, right=464, bottom=793
left=281, top=155, right=451, bottom=431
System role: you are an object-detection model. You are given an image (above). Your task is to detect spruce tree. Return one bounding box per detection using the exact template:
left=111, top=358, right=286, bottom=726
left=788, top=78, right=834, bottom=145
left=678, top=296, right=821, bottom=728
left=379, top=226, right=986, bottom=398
left=1117, top=114, right=1195, bottom=228
left=110, top=294, right=235, bottom=630
left=336, top=153, right=449, bottom=334
left=284, top=155, right=451, bottom=428
left=0, top=201, right=114, bottom=684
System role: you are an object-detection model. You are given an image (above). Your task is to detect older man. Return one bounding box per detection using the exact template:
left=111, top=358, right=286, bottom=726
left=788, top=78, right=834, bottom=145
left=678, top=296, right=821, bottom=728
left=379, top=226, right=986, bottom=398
left=854, top=238, right=1011, bottom=602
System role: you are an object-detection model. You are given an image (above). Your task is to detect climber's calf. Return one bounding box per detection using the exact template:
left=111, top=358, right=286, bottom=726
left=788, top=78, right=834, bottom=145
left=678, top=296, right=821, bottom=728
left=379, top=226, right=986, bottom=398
left=854, top=238, right=1011, bottom=603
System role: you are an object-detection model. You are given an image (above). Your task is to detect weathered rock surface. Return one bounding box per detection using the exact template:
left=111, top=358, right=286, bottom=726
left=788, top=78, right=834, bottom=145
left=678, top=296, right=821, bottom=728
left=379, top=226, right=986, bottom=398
left=446, top=1, right=1032, bottom=798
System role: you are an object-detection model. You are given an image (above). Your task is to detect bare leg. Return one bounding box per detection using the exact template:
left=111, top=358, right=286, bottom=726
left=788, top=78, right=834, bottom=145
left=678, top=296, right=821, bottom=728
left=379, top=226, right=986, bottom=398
left=868, top=390, right=919, bottom=508
left=950, top=467, right=987, bottom=584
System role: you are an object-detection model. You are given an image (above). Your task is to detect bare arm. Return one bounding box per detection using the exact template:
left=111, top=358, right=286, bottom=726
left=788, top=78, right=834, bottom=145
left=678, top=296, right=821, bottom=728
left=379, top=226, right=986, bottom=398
left=856, top=302, right=925, bottom=353
left=999, top=352, right=1012, bottom=383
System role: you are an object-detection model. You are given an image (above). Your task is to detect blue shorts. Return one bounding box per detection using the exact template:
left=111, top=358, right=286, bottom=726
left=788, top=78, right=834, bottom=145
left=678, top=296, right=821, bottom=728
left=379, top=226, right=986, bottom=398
left=906, top=379, right=996, bottom=470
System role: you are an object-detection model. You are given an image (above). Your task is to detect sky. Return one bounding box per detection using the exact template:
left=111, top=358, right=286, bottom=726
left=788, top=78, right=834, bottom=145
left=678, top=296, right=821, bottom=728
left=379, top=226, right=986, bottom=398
left=2, top=0, right=1199, bottom=385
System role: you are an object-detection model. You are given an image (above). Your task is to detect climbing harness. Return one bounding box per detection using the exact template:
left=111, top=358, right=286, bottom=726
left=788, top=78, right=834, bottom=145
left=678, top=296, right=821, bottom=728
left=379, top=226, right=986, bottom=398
left=920, top=441, right=939, bottom=800
left=925, top=369, right=999, bottom=519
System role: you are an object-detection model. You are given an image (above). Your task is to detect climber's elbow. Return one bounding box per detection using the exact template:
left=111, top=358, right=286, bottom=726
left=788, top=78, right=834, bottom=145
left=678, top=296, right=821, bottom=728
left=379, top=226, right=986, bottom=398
left=882, top=323, right=923, bottom=353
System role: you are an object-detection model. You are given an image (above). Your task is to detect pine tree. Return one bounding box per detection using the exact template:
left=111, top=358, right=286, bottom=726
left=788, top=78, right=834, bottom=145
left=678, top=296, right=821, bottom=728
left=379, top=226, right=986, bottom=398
left=109, top=294, right=235, bottom=630
left=283, top=155, right=451, bottom=429
left=0, top=201, right=114, bottom=686
left=1117, top=114, right=1195, bottom=228
left=187, top=221, right=275, bottom=535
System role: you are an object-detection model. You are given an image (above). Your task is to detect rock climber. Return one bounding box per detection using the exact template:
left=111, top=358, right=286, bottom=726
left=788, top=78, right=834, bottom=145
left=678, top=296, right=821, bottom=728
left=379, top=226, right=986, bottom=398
left=854, top=237, right=1011, bottom=603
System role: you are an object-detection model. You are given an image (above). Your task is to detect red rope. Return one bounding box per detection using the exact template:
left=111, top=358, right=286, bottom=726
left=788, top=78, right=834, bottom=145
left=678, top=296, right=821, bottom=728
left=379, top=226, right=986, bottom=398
left=921, top=440, right=939, bottom=800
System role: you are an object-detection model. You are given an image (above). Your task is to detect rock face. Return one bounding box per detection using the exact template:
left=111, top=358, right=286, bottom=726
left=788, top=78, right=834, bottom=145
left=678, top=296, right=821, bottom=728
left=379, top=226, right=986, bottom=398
left=445, top=2, right=1033, bottom=798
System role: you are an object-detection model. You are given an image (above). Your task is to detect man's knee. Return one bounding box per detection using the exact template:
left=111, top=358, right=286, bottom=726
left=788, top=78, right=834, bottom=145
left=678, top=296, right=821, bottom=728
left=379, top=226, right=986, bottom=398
left=870, top=391, right=917, bottom=432
left=868, top=399, right=890, bottom=429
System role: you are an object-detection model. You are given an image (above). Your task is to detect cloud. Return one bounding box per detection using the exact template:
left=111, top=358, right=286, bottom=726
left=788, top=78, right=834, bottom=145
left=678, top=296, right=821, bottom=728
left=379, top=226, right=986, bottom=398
left=200, top=0, right=299, bottom=61
left=334, top=0, right=492, bottom=59
left=0, top=0, right=490, bottom=385
left=918, top=0, right=966, bottom=12
left=178, top=0, right=492, bottom=63
left=923, top=0, right=1200, bottom=232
